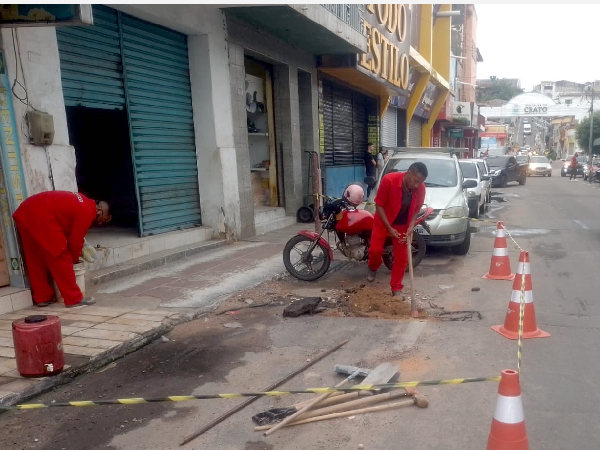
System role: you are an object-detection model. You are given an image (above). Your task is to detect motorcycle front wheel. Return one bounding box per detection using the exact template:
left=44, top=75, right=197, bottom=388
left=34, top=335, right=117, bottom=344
left=382, top=232, right=427, bottom=272
left=283, top=235, right=331, bottom=281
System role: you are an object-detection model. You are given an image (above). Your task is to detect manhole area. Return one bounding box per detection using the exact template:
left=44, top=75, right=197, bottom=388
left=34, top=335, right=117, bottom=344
left=434, top=310, right=482, bottom=321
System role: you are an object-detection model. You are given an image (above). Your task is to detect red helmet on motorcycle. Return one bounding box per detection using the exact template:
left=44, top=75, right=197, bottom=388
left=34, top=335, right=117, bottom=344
left=343, top=184, right=365, bottom=207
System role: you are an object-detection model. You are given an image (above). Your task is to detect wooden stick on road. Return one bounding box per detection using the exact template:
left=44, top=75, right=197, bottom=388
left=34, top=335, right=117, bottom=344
left=179, top=339, right=349, bottom=446
left=407, top=231, right=418, bottom=318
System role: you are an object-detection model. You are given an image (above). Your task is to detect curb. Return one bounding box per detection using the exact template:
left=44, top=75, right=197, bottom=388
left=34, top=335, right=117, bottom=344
left=90, top=240, right=228, bottom=286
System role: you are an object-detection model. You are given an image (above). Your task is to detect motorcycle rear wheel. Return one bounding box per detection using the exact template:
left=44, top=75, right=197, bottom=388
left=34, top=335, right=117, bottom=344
left=283, top=235, right=331, bottom=281
left=382, top=232, right=426, bottom=272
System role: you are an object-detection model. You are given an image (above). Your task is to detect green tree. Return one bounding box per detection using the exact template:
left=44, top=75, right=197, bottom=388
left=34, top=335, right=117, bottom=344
left=575, top=112, right=600, bottom=155
left=477, top=78, right=524, bottom=103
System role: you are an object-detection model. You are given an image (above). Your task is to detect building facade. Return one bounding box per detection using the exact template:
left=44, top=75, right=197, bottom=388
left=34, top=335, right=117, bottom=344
left=0, top=4, right=367, bottom=312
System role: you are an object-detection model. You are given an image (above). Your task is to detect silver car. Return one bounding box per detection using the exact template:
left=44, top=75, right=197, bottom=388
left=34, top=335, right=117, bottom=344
left=366, top=150, right=476, bottom=255
left=527, top=155, right=552, bottom=177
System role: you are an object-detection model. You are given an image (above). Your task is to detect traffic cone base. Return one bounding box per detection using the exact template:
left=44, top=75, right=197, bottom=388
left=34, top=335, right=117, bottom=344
left=483, top=222, right=515, bottom=280
left=487, top=369, right=529, bottom=450
left=493, top=251, right=549, bottom=340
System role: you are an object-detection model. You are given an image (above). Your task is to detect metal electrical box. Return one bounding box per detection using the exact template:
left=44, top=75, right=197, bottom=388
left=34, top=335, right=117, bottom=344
left=26, top=111, right=55, bottom=146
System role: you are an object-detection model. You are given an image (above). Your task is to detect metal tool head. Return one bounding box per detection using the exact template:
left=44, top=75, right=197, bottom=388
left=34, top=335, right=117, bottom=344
left=333, top=364, right=371, bottom=378
left=358, top=362, right=400, bottom=396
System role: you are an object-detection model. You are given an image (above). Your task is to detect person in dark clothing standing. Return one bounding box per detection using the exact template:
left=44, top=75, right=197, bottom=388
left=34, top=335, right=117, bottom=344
left=364, top=143, right=376, bottom=197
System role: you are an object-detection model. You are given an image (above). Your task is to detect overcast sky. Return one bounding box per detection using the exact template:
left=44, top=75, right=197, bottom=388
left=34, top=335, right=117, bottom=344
left=476, top=4, right=599, bottom=91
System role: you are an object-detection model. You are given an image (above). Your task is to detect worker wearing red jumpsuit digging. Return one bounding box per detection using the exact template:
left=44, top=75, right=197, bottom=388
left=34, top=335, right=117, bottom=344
left=367, top=162, right=427, bottom=296
left=13, top=191, right=111, bottom=308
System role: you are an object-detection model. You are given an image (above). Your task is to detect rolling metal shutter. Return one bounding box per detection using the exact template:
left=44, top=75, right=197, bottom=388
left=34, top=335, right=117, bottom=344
left=321, top=79, right=369, bottom=166
left=381, top=106, right=397, bottom=147
left=408, top=116, right=423, bottom=147
left=56, top=6, right=125, bottom=110
left=57, top=6, right=201, bottom=236
left=120, top=14, right=201, bottom=235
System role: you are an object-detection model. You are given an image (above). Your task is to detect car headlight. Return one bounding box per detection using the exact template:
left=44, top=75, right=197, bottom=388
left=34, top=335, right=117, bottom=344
left=493, top=169, right=501, bottom=176
left=445, top=206, right=465, bottom=218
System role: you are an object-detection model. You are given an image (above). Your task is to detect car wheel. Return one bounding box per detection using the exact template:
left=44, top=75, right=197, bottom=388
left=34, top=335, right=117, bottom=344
left=561, top=171, right=566, bottom=177
left=519, top=175, right=526, bottom=185
left=548, top=172, right=552, bottom=177
left=479, top=200, right=485, bottom=215
left=501, top=175, right=508, bottom=188
left=451, top=222, right=471, bottom=255
left=472, top=201, right=480, bottom=219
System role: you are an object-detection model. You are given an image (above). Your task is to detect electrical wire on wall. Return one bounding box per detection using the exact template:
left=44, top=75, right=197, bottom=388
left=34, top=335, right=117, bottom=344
left=10, top=29, right=55, bottom=191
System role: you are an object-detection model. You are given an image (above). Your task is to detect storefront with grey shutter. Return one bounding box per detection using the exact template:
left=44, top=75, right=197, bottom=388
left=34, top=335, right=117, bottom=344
left=56, top=5, right=201, bottom=236
left=381, top=105, right=398, bottom=148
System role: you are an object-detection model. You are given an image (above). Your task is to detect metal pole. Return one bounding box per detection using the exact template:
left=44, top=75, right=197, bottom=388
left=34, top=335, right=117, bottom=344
left=589, top=86, right=595, bottom=159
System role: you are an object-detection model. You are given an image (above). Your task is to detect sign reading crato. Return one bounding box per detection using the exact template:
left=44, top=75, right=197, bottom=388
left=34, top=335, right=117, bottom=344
left=358, top=4, right=411, bottom=91
left=523, top=104, right=548, bottom=114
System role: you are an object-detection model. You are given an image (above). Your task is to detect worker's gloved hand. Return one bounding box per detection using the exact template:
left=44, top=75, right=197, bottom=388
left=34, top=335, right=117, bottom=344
left=81, top=239, right=98, bottom=263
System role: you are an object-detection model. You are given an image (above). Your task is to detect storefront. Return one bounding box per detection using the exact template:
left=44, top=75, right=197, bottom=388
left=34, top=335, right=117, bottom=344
left=317, top=4, right=412, bottom=195
left=55, top=5, right=202, bottom=237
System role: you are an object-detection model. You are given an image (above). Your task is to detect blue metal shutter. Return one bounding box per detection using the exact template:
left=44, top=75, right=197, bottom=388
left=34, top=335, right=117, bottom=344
left=56, top=6, right=125, bottom=110
left=119, top=13, right=201, bottom=236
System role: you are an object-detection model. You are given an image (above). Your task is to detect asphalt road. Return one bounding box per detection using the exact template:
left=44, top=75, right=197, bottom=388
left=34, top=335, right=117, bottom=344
left=1, top=162, right=599, bottom=450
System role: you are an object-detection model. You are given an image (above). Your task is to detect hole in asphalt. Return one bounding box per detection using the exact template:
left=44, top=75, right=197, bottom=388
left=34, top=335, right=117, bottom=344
left=436, top=310, right=482, bottom=321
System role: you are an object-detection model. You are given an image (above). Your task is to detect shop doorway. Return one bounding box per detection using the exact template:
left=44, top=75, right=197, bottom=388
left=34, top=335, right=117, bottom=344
left=66, top=106, right=137, bottom=229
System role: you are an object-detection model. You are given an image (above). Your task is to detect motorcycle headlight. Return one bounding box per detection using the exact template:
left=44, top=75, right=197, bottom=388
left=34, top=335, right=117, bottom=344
left=444, top=206, right=465, bottom=218
left=467, top=190, right=477, bottom=197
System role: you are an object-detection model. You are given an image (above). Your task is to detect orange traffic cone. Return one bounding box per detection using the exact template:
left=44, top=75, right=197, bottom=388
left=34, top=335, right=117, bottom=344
left=483, top=222, right=515, bottom=280
left=492, top=251, right=550, bottom=339
left=487, top=369, right=529, bottom=450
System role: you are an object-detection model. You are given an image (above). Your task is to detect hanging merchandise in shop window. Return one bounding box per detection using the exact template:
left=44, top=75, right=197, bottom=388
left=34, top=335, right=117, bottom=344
left=358, top=4, right=411, bottom=91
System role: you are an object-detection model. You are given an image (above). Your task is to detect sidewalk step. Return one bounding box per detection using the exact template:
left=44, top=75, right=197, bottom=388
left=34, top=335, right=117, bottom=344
left=255, top=215, right=297, bottom=236
left=254, top=207, right=286, bottom=225
left=88, top=239, right=228, bottom=287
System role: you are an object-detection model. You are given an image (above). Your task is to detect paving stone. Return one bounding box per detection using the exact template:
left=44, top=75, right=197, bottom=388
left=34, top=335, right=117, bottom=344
left=128, top=309, right=172, bottom=317
left=140, top=287, right=185, bottom=302
left=72, top=329, right=138, bottom=341
left=0, top=358, right=17, bottom=370
left=0, top=337, right=14, bottom=347
left=0, top=331, right=12, bottom=339
left=119, top=313, right=166, bottom=322
left=91, top=323, right=155, bottom=334
left=0, top=320, right=13, bottom=331
left=106, top=317, right=160, bottom=327
left=61, top=321, right=97, bottom=329
left=62, top=345, right=103, bottom=357
left=59, top=314, right=113, bottom=323
left=70, top=307, right=131, bottom=317
left=61, top=326, right=86, bottom=336
left=63, top=336, right=122, bottom=349
left=0, top=377, right=37, bottom=392
left=0, top=347, right=14, bottom=358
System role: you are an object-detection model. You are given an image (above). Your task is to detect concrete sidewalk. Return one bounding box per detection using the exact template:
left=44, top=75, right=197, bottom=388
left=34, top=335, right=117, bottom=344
left=0, top=223, right=308, bottom=406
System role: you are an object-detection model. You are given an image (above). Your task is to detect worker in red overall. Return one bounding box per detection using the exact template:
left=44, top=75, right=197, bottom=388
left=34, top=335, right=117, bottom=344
left=13, top=191, right=111, bottom=308
left=367, top=162, right=427, bottom=296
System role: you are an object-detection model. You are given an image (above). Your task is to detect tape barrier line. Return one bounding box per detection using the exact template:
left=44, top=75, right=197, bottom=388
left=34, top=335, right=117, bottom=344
left=517, top=253, right=527, bottom=373
left=500, top=223, right=525, bottom=253
left=1, top=377, right=501, bottom=410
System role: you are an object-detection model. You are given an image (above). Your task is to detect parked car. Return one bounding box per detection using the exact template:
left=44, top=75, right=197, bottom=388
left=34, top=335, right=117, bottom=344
left=561, top=155, right=587, bottom=177
left=487, top=156, right=527, bottom=187
left=516, top=154, right=530, bottom=166
left=472, top=158, right=492, bottom=202
left=459, top=160, right=489, bottom=219
left=528, top=156, right=552, bottom=177
left=523, top=124, right=532, bottom=135
left=366, top=150, right=475, bottom=255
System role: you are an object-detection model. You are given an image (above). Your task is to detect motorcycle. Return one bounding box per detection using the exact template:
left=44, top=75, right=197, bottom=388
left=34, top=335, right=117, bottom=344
left=283, top=195, right=434, bottom=281
left=586, top=162, right=600, bottom=183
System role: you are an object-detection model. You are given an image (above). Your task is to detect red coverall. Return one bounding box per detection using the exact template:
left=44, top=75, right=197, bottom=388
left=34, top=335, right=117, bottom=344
left=368, top=172, right=426, bottom=292
left=13, top=191, right=96, bottom=306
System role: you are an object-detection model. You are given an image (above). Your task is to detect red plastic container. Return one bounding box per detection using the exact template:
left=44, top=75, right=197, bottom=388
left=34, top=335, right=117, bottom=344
left=12, top=315, right=64, bottom=377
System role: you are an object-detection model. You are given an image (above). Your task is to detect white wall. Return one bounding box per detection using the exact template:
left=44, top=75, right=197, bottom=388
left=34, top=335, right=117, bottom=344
left=0, top=27, right=77, bottom=195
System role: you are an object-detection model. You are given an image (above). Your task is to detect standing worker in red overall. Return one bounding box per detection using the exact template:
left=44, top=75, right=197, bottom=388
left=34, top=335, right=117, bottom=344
left=13, top=191, right=111, bottom=308
left=367, top=163, right=427, bottom=296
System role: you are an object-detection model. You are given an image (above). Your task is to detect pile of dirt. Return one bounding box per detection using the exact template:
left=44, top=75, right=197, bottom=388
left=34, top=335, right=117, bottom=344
left=324, top=285, right=429, bottom=320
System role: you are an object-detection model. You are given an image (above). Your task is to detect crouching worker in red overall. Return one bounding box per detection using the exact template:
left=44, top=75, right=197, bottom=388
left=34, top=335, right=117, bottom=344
left=13, top=191, right=111, bottom=308
left=367, top=162, right=427, bottom=296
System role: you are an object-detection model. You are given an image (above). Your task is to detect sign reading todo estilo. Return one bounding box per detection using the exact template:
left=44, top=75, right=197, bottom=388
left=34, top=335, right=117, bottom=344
left=358, top=4, right=411, bottom=92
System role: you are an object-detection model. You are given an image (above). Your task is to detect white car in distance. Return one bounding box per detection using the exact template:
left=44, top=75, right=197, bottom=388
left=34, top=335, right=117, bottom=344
left=459, top=160, right=489, bottom=219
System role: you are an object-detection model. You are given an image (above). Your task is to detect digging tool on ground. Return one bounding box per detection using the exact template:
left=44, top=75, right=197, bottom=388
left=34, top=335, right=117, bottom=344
left=257, top=393, right=428, bottom=430
left=254, top=388, right=415, bottom=431
left=263, top=367, right=363, bottom=436
left=179, top=339, right=348, bottom=446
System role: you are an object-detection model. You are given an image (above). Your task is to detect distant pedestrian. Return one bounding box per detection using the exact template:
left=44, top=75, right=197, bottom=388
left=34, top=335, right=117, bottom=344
left=364, top=143, right=376, bottom=196
left=376, top=147, right=389, bottom=179
left=569, top=153, right=579, bottom=180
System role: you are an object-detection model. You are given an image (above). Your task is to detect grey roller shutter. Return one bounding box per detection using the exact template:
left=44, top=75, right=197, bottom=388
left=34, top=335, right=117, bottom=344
left=381, top=106, right=397, bottom=147
left=408, top=116, right=423, bottom=147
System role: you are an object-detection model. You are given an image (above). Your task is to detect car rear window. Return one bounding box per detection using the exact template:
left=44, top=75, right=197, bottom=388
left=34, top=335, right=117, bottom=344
left=459, top=162, right=477, bottom=179
left=487, top=157, right=510, bottom=168
left=384, top=158, right=458, bottom=187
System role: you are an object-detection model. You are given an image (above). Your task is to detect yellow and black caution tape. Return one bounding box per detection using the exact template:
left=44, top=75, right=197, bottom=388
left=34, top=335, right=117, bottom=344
left=1, top=377, right=501, bottom=410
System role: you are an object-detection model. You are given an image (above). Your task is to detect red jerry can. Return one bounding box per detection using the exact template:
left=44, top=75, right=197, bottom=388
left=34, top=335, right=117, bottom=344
left=12, top=315, right=65, bottom=377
